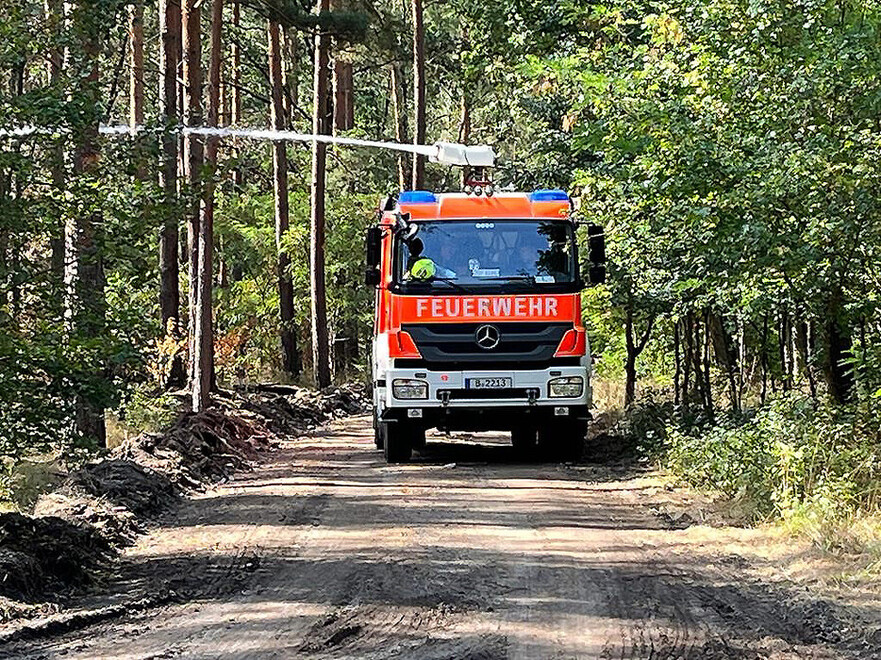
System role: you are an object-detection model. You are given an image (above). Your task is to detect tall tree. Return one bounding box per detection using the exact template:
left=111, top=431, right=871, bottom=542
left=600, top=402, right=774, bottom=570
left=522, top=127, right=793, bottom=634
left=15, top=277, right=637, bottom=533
left=283, top=27, right=298, bottom=126
left=158, top=0, right=184, bottom=387
left=66, top=0, right=107, bottom=445
left=192, top=0, right=223, bottom=411
left=181, top=0, right=203, bottom=385
left=310, top=0, right=331, bottom=388
left=333, top=58, right=353, bottom=132
left=128, top=1, right=144, bottom=129
left=410, top=0, right=425, bottom=189
left=231, top=0, right=243, bottom=187
left=390, top=60, right=409, bottom=190
left=269, top=19, right=300, bottom=377
left=45, top=0, right=65, bottom=281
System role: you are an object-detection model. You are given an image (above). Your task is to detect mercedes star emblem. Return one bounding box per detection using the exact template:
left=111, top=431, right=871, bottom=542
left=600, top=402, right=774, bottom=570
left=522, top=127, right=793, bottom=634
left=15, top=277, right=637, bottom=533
left=475, top=324, right=501, bottom=350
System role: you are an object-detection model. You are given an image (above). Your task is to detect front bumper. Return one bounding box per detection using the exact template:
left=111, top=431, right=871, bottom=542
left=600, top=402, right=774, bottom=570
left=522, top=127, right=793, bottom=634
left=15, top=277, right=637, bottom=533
left=381, top=364, right=591, bottom=410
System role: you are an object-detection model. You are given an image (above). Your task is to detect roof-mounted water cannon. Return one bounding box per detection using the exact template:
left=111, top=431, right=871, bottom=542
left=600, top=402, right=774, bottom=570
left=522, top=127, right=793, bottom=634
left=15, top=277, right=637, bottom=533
left=463, top=166, right=495, bottom=197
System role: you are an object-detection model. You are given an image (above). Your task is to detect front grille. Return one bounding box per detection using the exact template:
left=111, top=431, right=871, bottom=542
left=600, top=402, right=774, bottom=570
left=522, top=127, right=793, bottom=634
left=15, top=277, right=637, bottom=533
left=402, top=322, right=570, bottom=366
left=394, top=357, right=581, bottom=370
left=440, top=388, right=534, bottom=401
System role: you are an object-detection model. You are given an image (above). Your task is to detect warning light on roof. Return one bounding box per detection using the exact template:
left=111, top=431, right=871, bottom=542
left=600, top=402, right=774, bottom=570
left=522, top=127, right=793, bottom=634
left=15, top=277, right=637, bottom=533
left=529, top=189, right=570, bottom=202
left=399, top=191, right=438, bottom=204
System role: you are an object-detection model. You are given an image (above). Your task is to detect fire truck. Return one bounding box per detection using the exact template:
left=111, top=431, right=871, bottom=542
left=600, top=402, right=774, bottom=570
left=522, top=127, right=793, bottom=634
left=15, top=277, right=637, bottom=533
left=365, top=186, right=605, bottom=463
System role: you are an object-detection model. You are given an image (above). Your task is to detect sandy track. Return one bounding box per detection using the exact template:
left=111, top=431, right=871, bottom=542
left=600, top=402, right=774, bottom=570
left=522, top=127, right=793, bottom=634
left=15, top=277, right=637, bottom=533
left=4, top=415, right=879, bottom=659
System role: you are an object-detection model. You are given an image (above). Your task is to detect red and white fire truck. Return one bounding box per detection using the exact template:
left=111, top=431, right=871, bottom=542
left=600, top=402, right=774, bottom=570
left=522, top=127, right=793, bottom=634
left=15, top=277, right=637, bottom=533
left=365, top=187, right=605, bottom=463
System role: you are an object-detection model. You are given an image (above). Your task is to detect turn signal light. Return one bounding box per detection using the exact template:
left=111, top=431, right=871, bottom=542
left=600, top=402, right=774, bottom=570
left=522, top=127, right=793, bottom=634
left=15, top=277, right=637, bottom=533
left=389, top=331, right=421, bottom=358
left=554, top=328, right=586, bottom=357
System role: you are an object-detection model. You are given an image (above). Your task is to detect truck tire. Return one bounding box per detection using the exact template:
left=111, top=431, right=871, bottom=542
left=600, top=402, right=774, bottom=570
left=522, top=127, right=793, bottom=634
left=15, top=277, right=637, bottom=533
left=539, top=420, right=586, bottom=463
left=511, top=426, right=537, bottom=458
left=411, top=426, right=426, bottom=450
left=373, top=412, right=384, bottom=449
left=383, top=422, right=413, bottom=463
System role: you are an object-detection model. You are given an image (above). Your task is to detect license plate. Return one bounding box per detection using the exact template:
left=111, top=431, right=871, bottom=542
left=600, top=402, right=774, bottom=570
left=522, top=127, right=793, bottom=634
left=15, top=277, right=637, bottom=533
left=466, top=377, right=512, bottom=389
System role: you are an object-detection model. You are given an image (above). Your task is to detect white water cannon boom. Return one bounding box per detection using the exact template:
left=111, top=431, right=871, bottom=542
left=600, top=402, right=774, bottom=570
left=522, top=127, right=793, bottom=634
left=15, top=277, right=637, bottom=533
left=1, top=124, right=496, bottom=168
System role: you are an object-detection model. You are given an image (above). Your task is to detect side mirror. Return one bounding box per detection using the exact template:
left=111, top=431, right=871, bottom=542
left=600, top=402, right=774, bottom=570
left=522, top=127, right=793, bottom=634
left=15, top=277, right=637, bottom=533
left=587, top=223, right=606, bottom=285
left=365, top=226, right=382, bottom=286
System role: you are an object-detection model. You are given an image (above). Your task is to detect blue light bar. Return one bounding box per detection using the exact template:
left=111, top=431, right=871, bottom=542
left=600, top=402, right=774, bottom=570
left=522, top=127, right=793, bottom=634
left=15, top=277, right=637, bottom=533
left=529, top=189, right=570, bottom=202
left=399, top=190, right=437, bottom=204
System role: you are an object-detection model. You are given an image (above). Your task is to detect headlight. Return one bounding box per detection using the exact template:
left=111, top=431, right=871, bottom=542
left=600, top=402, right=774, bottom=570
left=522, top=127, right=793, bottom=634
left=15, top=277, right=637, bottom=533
left=392, top=378, right=428, bottom=400
left=548, top=376, right=584, bottom=398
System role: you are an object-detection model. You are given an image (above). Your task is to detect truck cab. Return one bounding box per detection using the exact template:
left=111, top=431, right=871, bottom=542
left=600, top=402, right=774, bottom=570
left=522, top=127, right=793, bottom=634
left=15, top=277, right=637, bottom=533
left=365, top=188, right=605, bottom=463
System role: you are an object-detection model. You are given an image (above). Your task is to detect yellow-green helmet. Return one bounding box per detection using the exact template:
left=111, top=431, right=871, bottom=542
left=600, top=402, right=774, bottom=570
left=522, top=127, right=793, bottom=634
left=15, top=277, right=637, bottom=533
left=410, top=257, right=436, bottom=280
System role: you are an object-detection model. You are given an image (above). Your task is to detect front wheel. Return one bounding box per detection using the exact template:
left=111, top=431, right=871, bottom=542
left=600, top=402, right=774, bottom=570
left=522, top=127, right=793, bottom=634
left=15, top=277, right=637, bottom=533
left=539, top=420, right=587, bottom=462
left=511, top=426, right=537, bottom=459
left=382, top=422, right=413, bottom=463
left=373, top=412, right=385, bottom=449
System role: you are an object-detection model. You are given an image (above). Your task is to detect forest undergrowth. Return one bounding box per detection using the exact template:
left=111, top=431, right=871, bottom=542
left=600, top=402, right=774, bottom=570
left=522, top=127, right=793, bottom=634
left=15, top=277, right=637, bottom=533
left=605, top=385, right=881, bottom=572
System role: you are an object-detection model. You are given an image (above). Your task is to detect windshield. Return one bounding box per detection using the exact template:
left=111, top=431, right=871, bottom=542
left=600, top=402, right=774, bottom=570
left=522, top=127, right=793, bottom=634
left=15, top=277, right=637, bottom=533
left=394, top=219, right=577, bottom=291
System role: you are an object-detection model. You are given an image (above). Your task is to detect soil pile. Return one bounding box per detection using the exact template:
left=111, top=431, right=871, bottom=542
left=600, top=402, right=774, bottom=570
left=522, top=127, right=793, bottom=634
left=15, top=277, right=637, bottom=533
left=0, top=384, right=368, bottom=622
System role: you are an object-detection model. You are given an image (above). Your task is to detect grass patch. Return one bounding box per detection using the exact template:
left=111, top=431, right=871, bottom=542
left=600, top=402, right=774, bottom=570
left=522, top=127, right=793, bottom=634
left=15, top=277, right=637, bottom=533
left=609, top=391, right=881, bottom=562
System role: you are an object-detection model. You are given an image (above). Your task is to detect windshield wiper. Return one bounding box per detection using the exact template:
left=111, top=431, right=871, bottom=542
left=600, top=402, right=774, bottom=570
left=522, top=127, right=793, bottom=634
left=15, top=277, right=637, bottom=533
left=430, top=277, right=474, bottom=294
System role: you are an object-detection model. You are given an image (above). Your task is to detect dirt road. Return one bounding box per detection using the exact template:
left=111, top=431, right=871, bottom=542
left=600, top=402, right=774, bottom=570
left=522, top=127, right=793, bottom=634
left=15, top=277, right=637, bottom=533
left=4, top=415, right=879, bottom=659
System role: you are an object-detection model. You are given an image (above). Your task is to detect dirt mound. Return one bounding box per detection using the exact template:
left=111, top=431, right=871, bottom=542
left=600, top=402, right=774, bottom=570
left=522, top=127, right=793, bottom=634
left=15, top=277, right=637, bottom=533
left=0, top=385, right=366, bottom=619
left=0, top=514, right=113, bottom=607
left=116, top=409, right=271, bottom=490
left=237, top=383, right=369, bottom=435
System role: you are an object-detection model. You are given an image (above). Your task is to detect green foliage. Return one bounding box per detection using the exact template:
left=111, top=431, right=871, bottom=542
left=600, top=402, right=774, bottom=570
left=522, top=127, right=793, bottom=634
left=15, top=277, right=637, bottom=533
left=666, top=395, right=881, bottom=520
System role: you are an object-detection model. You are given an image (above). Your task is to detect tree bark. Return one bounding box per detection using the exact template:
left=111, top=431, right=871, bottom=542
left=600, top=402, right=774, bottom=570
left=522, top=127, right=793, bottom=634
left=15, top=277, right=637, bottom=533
left=390, top=61, right=409, bottom=190
left=158, top=0, right=184, bottom=388
left=411, top=0, right=425, bottom=189
left=824, top=290, right=854, bottom=403
left=795, top=319, right=817, bottom=398
left=673, top=319, right=681, bottom=407
left=269, top=19, right=301, bottom=377
left=231, top=0, right=244, bottom=188
left=128, top=2, right=144, bottom=129
left=623, top=294, right=654, bottom=409
left=45, top=0, right=66, bottom=285
left=333, top=59, right=354, bottom=132
left=760, top=315, right=769, bottom=404
left=283, top=27, right=298, bottom=127
left=310, top=0, right=332, bottom=388
left=709, top=312, right=739, bottom=412
left=702, top=309, right=714, bottom=421
left=192, top=0, right=222, bottom=411
left=182, top=0, right=203, bottom=385
left=66, top=1, right=106, bottom=446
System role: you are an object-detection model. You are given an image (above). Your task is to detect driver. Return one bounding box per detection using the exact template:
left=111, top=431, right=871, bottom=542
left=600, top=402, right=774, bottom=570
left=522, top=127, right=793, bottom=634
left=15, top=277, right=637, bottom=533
left=404, top=238, right=457, bottom=280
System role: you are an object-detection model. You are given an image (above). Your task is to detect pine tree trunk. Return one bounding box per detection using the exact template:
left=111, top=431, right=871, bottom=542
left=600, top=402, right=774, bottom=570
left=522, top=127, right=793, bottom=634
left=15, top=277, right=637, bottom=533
left=310, top=0, right=332, bottom=388
left=182, top=0, right=203, bottom=386
left=128, top=2, right=144, bottom=129
left=192, top=0, right=222, bottom=411
left=66, top=1, right=106, bottom=446
left=158, top=0, right=184, bottom=388
left=45, top=0, right=65, bottom=284
left=269, top=19, right=300, bottom=378
left=390, top=61, right=409, bottom=190
left=283, top=27, right=298, bottom=126
left=333, top=59, right=353, bottom=132
left=411, top=0, right=425, bottom=189
left=231, top=0, right=244, bottom=188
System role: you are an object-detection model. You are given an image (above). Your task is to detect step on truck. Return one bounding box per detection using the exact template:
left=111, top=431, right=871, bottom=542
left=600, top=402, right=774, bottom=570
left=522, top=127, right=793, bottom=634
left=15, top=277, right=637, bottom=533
left=365, top=187, right=606, bottom=463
